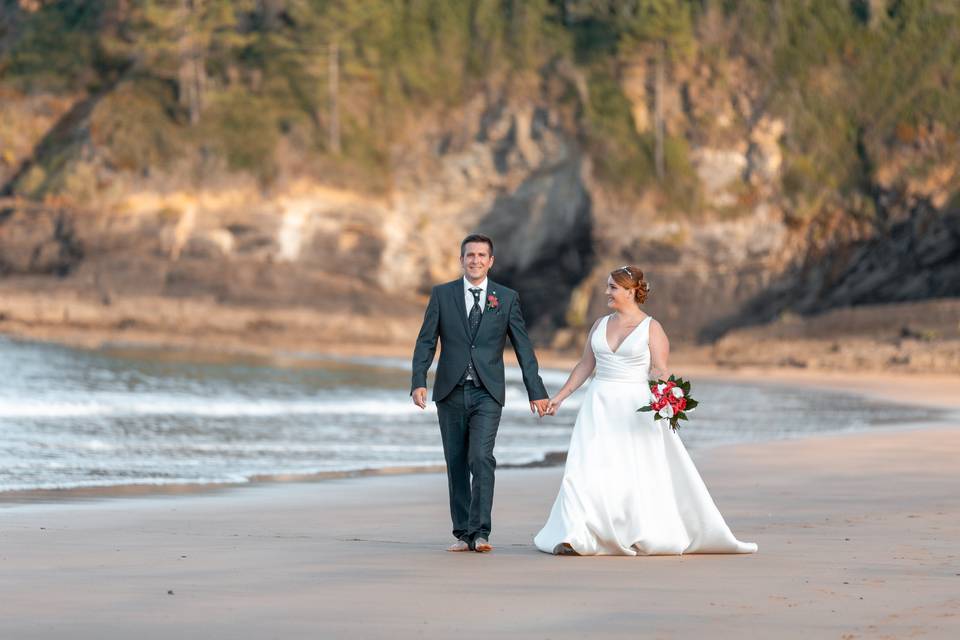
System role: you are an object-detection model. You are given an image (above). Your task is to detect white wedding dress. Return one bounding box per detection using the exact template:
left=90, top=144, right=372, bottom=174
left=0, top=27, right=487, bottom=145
left=534, top=315, right=757, bottom=556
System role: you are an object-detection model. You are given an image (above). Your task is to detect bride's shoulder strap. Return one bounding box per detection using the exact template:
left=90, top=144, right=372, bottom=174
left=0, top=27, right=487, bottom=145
left=588, top=315, right=605, bottom=334
left=646, top=316, right=668, bottom=341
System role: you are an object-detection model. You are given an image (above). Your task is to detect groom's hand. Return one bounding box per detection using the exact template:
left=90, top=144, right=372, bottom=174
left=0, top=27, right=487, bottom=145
left=530, top=399, right=550, bottom=417
left=412, top=387, right=428, bottom=409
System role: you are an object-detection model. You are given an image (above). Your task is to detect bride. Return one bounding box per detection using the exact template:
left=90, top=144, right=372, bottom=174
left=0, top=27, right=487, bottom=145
left=534, top=266, right=758, bottom=556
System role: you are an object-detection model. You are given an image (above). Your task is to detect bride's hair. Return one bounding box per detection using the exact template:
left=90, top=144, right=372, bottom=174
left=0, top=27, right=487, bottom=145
left=610, top=265, right=650, bottom=305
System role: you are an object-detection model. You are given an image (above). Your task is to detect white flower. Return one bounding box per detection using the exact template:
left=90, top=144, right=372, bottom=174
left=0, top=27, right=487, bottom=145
left=670, top=387, right=684, bottom=399
left=656, top=383, right=667, bottom=395
left=660, top=404, right=675, bottom=419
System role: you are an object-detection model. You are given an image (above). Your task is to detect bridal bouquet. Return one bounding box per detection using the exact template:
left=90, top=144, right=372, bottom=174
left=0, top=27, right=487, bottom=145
left=637, top=375, right=698, bottom=431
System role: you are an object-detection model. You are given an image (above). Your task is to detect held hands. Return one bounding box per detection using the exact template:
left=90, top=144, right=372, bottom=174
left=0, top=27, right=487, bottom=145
left=415, top=389, right=553, bottom=416
left=530, top=399, right=550, bottom=417
left=412, top=387, right=428, bottom=409
left=416, top=389, right=555, bottom=416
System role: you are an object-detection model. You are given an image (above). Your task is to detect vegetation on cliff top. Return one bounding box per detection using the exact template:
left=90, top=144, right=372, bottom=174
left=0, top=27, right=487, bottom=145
left=1, top=0, right=958, bottom=218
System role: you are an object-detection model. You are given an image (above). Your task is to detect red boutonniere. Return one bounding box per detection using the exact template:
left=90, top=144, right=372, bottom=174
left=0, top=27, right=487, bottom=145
left=486, top=292, right=500, bottom=312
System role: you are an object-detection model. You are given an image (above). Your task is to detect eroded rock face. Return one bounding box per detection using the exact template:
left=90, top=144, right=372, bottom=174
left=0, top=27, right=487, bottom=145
left=693, top=148, right=748, bottom=208
left=0, top=203, right=83, bottom=276
left=0, top=49, right=956, bottom=349
left=0, top=83, right=596, bottom=328
left=478, top=153, right=593, bottom=333
left=375, top=87, right=596, bottom=332
left=577, top=203, right=791, bottom=342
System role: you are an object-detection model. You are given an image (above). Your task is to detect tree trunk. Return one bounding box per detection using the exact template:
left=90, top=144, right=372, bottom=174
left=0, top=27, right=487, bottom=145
left=654, top=40, right=665, bottom=182
left=258, top=0, right=283, bottom=29
left=178, top=0, right=206, bottom=126
left=328, top=40, right=341, bottom=154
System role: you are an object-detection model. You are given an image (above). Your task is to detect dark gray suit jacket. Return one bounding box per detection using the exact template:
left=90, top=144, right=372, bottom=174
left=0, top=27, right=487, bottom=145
left=410, top=279, right=548, bottom=405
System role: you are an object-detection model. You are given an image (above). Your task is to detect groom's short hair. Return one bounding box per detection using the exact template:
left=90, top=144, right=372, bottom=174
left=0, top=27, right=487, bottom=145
left=460, top=234, right=494, bottom=256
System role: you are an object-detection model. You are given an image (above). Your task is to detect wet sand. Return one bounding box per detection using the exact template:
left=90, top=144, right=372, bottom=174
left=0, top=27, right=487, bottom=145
left=2, top=418, right=958, bottom=638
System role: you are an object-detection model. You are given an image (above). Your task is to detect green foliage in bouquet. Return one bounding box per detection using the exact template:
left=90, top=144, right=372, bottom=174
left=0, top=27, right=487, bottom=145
left=638, top=374, right=697, bottom=431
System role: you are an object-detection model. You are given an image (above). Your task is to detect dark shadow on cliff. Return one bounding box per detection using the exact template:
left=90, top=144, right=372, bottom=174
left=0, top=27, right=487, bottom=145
left=1, top=66, right=131, bottom=198
left=476, top=154, right=594, bottom=338
left=700, top=202, right=960, bottom=342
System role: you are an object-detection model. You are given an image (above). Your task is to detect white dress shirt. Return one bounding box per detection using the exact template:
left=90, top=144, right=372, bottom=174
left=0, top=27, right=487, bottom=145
left=463, top=276, right=488, bottom=317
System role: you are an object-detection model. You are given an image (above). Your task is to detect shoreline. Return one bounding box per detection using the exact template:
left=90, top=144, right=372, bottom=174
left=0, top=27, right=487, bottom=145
left=2, top=289, right=958, bottom=375
left=4, top=418, right=955, bottom=504
left=0, top=452, right=572, bottom=505
left=7, top=324, right=960, bottom=406
left=2, top=390, right=954, bottom=504
left=3, top=330, right=960, bottom=503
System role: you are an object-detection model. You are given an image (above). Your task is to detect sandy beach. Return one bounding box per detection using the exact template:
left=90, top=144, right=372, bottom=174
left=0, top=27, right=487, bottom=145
left=2, top=385, right=959, bottom=639
left=4, top=2, right=960, bottom=637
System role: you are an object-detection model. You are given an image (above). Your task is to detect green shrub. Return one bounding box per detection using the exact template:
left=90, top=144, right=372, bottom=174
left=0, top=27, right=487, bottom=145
left=90, top=79, right=184, bottom=172
left=2, top=0, right=957, bottom=215
left=2, top=2, right=102, bottom=91
left=584, top=68, right=654, bottom=194
left=202, top=88, right=279, bottom=181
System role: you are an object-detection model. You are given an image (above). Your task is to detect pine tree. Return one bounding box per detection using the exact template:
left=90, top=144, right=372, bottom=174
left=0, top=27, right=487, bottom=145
left=614, top=0, right=694, bottom=181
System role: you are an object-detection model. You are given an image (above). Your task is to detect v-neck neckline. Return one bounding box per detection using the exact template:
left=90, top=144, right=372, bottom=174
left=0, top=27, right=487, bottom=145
left=604, top=314, right=648, bottom=355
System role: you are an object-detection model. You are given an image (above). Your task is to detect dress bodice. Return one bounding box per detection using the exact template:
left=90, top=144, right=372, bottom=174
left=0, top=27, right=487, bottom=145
left=591, top=314, right=652, bottom=383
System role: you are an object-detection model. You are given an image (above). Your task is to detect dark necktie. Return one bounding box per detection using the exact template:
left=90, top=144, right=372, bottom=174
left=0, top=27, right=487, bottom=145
left=463, top=287, right=482, bottom=383
left=468, top=288, right=482, bottom=339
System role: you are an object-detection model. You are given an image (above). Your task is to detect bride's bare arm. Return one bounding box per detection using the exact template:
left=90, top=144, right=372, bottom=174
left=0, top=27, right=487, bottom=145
left=648, top=319, right=670, bottom=380
left=547, top=318, right=601, bottom=413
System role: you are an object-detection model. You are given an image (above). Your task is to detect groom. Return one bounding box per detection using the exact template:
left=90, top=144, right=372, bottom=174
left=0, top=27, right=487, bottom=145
left=411, top=234, right=550, bottom=553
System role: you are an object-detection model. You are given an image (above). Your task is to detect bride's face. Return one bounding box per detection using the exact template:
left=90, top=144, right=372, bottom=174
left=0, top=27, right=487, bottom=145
left=605, top=277, right=633, bottom=310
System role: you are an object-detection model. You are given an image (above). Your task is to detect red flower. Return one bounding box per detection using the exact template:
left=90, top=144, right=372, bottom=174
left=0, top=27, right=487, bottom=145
left=638, top=375, right=697, bottom=432
left=486, top=293, right=500, bottom=311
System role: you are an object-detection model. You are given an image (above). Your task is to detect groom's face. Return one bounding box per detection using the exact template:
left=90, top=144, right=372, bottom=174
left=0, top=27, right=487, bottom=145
left=461, top=242, right=494, bottom=283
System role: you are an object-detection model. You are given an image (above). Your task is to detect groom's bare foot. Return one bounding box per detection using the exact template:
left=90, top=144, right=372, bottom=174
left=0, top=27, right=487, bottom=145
left=446, top=540, right=471, bottom=552
left=473, top=537, right=493, bottom=553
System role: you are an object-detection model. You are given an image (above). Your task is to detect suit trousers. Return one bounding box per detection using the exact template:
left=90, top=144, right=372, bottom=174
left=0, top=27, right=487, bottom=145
left=436, top=380, right=502, bottom=542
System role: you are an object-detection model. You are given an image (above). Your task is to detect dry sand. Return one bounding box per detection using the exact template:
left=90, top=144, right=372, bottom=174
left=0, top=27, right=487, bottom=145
left=2, top=414, right=959, bottom=638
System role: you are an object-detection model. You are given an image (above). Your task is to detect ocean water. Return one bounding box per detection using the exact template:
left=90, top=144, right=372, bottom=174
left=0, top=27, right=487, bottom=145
left=0, top=338, right=944, bottom=493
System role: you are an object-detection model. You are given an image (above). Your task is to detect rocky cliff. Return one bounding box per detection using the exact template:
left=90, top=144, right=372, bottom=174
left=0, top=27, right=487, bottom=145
left=1, top=3, right=958, bottom=370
